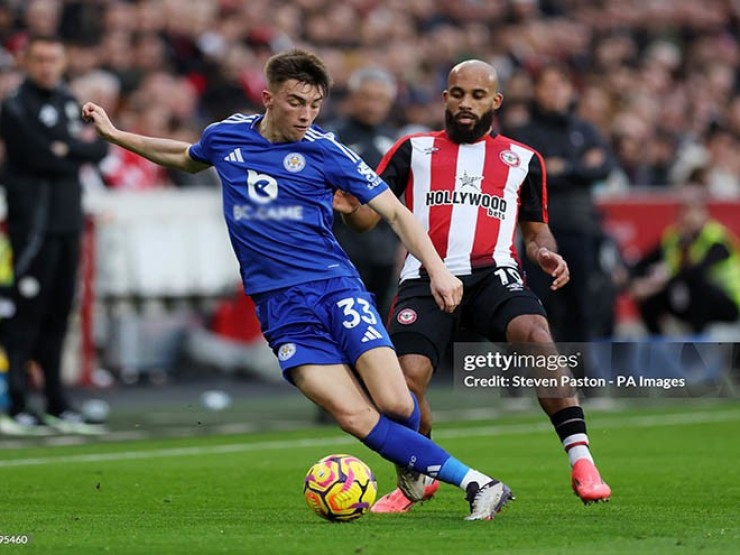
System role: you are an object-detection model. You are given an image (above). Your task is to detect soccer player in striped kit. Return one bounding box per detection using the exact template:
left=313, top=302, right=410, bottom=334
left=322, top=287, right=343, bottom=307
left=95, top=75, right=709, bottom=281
left=338, top=59, right=611, bottom=513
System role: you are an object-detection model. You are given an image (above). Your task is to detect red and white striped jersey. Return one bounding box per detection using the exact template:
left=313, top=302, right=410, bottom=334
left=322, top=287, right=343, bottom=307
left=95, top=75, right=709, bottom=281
left=377, top=130, right=547, bottom=281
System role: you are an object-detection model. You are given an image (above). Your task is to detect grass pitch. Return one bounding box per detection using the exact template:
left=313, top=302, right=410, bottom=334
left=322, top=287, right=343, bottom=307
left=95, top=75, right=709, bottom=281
left=0, top=401, right=738, bottom=554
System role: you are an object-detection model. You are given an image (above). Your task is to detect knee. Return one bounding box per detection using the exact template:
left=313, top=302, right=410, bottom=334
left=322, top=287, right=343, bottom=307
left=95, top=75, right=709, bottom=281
left=404, top=372, right=427, bottom=398
left=399, top=354, right=433, bottom=397
left=374, top=393, right=414, bottom=422
left=333, top=406, right=378, bottom=438
left=507, top=315, right=553, bottom=344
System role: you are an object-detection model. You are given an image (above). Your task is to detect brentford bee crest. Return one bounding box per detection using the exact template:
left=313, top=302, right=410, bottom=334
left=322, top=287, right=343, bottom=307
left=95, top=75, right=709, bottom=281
left=499, top=149, right=521, bottom=167
left=397, top=308, right=417, bottom=325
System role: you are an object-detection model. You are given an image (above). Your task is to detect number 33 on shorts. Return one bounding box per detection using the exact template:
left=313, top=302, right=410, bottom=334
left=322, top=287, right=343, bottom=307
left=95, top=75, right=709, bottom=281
left=334, top=296, right=387, bottom=344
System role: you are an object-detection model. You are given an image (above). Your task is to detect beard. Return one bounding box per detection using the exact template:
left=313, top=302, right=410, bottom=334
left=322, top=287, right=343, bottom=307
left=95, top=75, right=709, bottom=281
left=445, top=108, right=495, bottom=144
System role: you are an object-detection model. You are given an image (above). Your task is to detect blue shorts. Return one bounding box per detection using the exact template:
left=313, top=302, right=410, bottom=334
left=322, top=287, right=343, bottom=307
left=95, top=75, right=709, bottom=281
left=253, top=276, right=395, bottom=380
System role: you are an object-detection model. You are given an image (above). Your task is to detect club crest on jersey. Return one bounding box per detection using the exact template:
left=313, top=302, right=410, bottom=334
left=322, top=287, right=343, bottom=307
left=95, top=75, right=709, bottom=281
left=283, top=152, right=306, bottom=173
left=278, top=343, right=297, bottom=361
left=499, top=150, right=520, bottom=167
left=397, top=308, right=417, bottom=325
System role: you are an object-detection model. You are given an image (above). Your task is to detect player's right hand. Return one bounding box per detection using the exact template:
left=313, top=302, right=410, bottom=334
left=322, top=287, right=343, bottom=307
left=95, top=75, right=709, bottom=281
left=81, top=102, right=116, bottom=140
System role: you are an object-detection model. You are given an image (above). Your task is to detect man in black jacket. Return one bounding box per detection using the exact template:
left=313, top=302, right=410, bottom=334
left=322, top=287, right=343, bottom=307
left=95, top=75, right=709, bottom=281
left=326, top=67, right=400, bottom=317
left=0, top=35, right=107, bottom=435
left=506, top=64, right=615, bottom=341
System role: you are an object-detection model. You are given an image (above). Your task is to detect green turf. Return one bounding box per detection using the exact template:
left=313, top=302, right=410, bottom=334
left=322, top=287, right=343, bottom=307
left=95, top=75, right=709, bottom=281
left=1, top=402, right=738, bottom=555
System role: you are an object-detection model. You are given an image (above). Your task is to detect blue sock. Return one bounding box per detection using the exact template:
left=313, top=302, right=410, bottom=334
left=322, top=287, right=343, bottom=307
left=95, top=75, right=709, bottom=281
left=437, top=456, right=470, bottom=486
left=362, top=415, right=469, bottom=487
left=388, top=392, right=420, bottom=431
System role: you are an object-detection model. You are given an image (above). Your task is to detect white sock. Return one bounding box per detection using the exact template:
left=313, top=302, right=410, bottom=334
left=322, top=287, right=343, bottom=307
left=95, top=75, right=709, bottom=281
left=459, top=469, right=493, bottom=490
left=563, top=433, right=594, bottom=466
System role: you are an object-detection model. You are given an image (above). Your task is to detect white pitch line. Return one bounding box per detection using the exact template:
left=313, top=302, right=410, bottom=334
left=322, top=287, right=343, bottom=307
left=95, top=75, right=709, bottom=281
left=0, top=409, right=738, bottom=469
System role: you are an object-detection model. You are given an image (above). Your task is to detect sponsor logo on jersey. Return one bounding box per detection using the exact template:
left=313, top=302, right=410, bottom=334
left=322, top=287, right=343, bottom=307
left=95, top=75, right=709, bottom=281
left=356, top=161, right=383, bottom=189
left=499, top=149, right=521, bottom=167
left=397, top=308, right=417, bottom=325
left=233, top=204, right=304, bottom=221
left=283, top=152, right=306, bottom=173
left=232, top=169, right=305, bottom=221
left=278, top=343, right=297, bottom=361
left=425, top=189, right=507, bottom=220
left=247, top=169, right=279, bottom=204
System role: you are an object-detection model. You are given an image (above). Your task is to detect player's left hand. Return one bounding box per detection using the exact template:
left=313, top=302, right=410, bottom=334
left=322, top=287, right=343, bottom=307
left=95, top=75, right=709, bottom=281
left=537, top=247, right=570, bottom=290
left=332, top=190, right=361, bottom=215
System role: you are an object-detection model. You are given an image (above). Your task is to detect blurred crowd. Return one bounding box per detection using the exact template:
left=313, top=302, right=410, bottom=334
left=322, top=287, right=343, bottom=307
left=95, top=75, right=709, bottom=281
left=0, top=0, right=738, bottom=194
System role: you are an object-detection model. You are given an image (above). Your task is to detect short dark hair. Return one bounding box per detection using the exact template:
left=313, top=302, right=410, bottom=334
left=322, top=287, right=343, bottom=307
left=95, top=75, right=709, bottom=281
left=25, top=34, right=65, bottom=50
left=533, top=62, right=571, bottom=86
left=264, top=49, right=332, bottom=98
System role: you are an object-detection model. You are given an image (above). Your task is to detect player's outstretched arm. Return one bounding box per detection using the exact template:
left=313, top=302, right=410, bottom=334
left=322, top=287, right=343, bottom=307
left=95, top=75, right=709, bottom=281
left=81, top=102, right=211, bottom=174
left=520, top=221, right=570, bottom=291
left=368, top=189, right=462, bottom=312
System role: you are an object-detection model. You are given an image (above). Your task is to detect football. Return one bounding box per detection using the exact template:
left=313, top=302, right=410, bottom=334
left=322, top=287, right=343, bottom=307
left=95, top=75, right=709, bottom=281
left=303, top=453, right=377, bottom=522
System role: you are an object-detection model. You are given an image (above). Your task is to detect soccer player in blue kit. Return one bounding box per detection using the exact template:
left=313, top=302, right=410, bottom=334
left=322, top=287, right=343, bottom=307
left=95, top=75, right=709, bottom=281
left=82, top=49, right=512, bottom=520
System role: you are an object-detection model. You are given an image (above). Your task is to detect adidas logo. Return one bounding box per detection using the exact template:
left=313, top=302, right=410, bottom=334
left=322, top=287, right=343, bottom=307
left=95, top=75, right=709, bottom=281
left=426, top=464, right=441, bottom=478
left=361, top=326, right=384, bottom=343
left=224, top=148, right=244, bottom=163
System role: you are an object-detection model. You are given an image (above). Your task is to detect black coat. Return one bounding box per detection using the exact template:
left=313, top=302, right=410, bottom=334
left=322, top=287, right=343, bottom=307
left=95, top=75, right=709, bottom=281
left=0, top=79, right=108, bottom=236
left=326, top=117, right=399, bottom=266
left=506, top=106, right=614, bottom=234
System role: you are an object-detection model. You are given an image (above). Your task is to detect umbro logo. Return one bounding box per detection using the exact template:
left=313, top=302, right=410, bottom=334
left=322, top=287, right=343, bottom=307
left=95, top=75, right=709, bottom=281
left=361, top=326, right=384, bottom=343
left=422, top=146, right=439, bottom=155
left=224, top=148, right=244, bottom=163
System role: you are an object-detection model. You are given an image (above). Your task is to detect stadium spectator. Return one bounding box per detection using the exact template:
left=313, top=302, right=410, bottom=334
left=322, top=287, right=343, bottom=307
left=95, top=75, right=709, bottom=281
left=505, top=63, right=616, bottom=342
left=326, top=67, right=401, bottom=317
left=337, top=59, right=611, bottom=513
left=0, top=0, right=735, bottom=396
left=0, top=35, right=108, bottom=435
left=629, top=186, right=740, bottom=335
left=671, top=123, right=740, bottom=199
left=82, top=48, right=514, bottom=520
left=200, top=44, right=263, bottom=122
left=698, top=124, right=740, bottom=199
left=0, top=0, right=733, bottom=194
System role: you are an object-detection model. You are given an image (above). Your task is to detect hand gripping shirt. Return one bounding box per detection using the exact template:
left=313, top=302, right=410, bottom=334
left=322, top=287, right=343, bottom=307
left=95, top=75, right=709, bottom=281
left=189, top=114, right=389, bottom=295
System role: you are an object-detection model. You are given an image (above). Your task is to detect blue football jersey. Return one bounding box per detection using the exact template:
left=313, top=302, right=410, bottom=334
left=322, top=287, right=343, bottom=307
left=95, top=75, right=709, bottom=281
left=188, top=114, right=389, bottom=295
